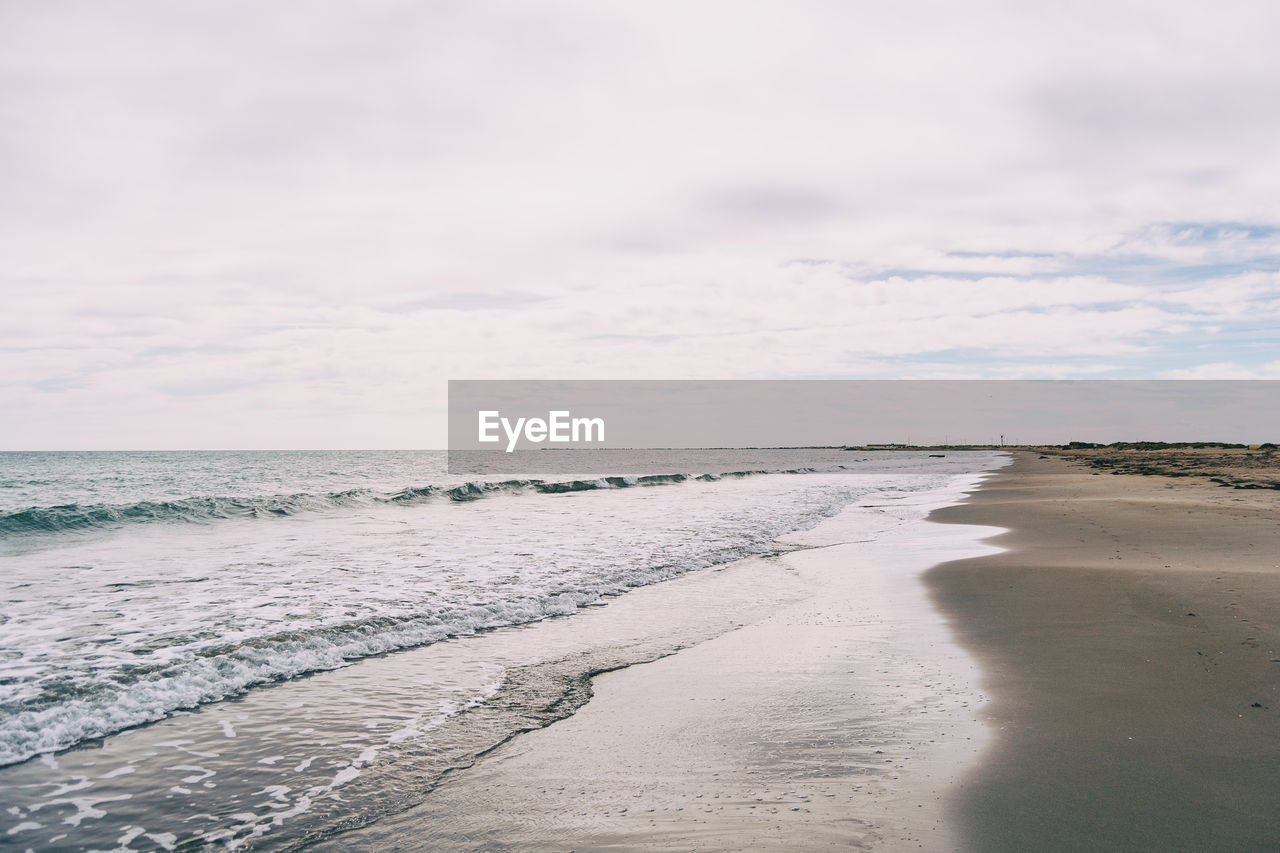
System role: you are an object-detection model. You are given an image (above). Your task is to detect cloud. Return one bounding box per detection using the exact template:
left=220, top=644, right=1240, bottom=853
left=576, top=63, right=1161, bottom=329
left=382, top=292, right=551, bottom=312
left=1032, top=79, right=1280, bottom=152
left=3, top=1, right=1280, bottom=447
left=1161, top=361, right=1280, bottom=379
left=699, top=187, right=845, bottom=226
left=155, top=377, right=257, bottom=397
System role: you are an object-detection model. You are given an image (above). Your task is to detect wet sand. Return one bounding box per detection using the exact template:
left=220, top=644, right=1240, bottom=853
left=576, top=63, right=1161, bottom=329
left=316, top=476, right=1004, bottom=851
left=927, top=452, right=1280, bottom=852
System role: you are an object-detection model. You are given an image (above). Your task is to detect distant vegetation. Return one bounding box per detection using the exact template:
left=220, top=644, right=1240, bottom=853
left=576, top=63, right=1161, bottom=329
left=1064, top=441, right=1274, bottom=450
left=1046, top=442, right=1279, bottom=490
left=846, top=441, right=1276, bottom=451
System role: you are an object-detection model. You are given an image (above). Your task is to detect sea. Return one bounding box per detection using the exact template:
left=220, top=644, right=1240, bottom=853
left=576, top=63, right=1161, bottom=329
left=0, top=449, right=1006, bottom=851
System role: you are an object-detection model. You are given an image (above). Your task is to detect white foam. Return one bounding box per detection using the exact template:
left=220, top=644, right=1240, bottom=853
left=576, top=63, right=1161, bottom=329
left=27, top=793, right=131, bottom=827
left=0, top=451, right=1010, bottom=852
left=327, top=767, right=359, bottom=788
left=98, top=766, right=136, bottom=779
left=144, top=830, right=177, bottom=850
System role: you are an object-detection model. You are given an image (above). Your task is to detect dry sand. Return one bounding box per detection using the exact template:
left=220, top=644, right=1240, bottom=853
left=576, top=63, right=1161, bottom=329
left=927, top=452, right=1280, bottom=852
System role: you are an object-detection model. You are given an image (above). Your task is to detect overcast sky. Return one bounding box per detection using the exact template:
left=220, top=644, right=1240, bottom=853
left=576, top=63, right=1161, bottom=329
left=4, top=1, right=1280, bottom=449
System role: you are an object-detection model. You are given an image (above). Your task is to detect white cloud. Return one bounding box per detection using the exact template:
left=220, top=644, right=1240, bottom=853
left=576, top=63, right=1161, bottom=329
left=1161, top=361, right=1280, bottom=379
left=3, top=1, right=1280, bottom=446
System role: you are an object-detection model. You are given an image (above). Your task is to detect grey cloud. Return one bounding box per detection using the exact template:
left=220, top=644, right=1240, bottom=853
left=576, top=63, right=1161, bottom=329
left=700, top=187, right=844, bottom=225
left=28, top=377, right=86, bottom=393
left=1030, top=78, right=1280, bottom=149
left=383, top=291, right=551, bottom=312
left=584, top=332, right=681, bottom=343
left=139, top=343, right=245, bottom=359
left=156, top=377, right=256, bottom=397
left=945, top=251, right=1056, bottom=260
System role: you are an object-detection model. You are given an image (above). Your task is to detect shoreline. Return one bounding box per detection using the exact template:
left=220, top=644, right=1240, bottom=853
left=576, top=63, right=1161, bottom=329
left=20, top=452, right=1275, bottom=850
left=317, top=467, right=1006, bottom=851
left=926, top=452, right=1280, bottom=851
left=0, top=456, right=1005, bottom=852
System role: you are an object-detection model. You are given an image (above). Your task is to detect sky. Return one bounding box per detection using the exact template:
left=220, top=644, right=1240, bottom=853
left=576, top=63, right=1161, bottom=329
left=3, top=0, right=1280, bottom=449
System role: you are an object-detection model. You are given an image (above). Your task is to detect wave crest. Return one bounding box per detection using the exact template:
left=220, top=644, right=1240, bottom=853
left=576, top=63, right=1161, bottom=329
left=0, top=466, right=852, bottom=538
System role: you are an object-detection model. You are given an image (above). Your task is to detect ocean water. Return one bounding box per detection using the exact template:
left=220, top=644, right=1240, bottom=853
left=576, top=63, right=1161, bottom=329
left=0, top=449, right=1006, bottom=851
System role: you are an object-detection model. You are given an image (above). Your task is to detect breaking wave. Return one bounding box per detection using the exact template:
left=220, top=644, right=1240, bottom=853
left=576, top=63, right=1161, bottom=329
left=0, top=491, right=845, bottom=767
left=0, top=466, right=851, bottom=537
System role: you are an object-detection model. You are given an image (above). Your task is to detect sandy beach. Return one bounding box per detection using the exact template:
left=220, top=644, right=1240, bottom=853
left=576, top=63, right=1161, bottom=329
left=927, top=452, right=1280, bottom=851
left=320, top=450, right=1280, bottom=852
left=8, top=2, right=1280, bottom=850
left=6, top=450, right=1276, bottom=851
left=313, top=471, right=1005, bottom=851
left=0, top=453, right=1003, bottom=851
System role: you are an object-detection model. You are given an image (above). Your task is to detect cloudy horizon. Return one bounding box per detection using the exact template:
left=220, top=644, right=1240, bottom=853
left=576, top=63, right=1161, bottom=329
left=4, top=1, right=1280, bottom=449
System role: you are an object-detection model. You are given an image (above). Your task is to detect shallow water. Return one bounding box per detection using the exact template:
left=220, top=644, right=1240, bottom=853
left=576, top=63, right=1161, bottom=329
left=0, top=449, right=1006, bottom=850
